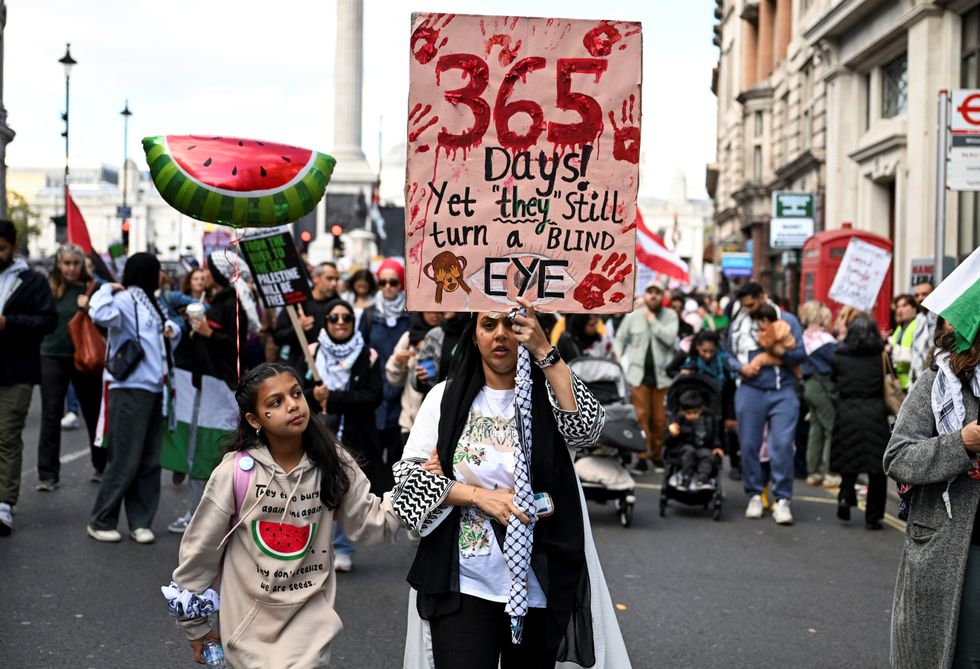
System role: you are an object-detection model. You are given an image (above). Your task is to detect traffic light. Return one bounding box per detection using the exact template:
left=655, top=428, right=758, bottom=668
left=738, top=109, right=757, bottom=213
left=121, top=220, right=131, bottom=248
left=331, top=224, right=344, bottom=258
left=297, top=229, right=312, bottom=253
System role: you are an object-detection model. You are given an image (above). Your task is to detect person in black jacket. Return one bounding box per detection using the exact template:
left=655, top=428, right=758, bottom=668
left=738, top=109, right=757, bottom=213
left=0, top=220, right=58, bottom=535
left=309, top=298, right=385, bottom=572
left=830, top=316, right=891, bottom=530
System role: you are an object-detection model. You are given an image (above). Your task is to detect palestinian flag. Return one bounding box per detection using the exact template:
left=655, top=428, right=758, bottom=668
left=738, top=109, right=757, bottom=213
left=921, top=247, right=980, bottom=353
left=160, top=369, right=238, bottom=479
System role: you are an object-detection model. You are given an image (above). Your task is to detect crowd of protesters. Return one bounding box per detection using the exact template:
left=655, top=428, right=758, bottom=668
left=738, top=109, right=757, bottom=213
left=0, top=212, right=947, bottom=541
left=4, top=212, right=980, bottom=664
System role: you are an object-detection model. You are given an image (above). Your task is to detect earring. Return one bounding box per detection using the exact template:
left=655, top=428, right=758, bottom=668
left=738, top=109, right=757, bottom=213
left=255, top=427, right=261, bottom=437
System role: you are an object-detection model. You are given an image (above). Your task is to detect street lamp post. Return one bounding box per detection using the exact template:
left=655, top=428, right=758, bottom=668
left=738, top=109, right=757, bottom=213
left=121, top=100, right=132, bottom=249
left=58, top=43, right=76, bottom=217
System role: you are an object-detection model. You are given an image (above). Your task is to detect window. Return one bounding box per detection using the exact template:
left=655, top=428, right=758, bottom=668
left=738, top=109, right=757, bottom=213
left=754, top=111, right=763, bottom=137
left=753, top=146, right=763, bottom=181
left=863, top=72, right=872, bottom=130
left=881, top=54, right=908, bottom=118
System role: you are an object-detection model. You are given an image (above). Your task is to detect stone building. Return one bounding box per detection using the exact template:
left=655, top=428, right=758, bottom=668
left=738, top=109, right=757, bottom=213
left=708, top=0, right=980, bottom=296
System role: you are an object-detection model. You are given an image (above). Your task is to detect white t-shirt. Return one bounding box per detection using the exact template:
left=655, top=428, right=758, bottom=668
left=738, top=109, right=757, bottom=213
left=404, top=383, right=546, bottom=607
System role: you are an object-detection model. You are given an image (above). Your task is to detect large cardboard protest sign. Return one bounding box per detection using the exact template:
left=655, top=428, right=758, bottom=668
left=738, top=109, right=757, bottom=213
left=405, top=13, right=641, bottom=313
left=240, top=229, right=313, bottom=309
left=828, top=238, right=893, bottom=312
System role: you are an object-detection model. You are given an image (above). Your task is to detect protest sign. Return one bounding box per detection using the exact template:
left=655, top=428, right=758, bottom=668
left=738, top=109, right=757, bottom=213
left=828, top=238, right=892, bottom=312
left=241, top=229, right=320, bottom=381
left=240, top=229, right=313, bottom=308
left=405, top=13, right=641, bottom=313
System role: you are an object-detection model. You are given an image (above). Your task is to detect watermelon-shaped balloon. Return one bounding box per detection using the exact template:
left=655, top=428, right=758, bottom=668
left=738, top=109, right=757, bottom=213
left=142, top=135, right=335, bottom=227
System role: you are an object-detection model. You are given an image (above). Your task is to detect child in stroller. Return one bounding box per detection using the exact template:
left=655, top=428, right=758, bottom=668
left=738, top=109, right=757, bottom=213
left=660, top=374, right=725, bottom=520
left=665, top=389, right=724, bottom=492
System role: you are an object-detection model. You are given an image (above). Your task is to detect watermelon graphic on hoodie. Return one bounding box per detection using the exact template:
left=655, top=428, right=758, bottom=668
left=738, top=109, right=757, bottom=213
left=169, top=445, right=400, bottom=668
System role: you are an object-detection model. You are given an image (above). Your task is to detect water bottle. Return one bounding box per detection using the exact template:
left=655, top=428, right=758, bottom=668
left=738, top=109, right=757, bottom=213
left=202, top=638, right=227, bottom=668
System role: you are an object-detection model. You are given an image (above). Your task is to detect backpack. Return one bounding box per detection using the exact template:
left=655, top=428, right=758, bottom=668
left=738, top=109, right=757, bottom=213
left=230, top=450, right=255, bottom=526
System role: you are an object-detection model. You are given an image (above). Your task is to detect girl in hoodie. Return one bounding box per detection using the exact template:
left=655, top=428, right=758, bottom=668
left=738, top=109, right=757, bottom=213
left=164, top=362, right=401, bottom=668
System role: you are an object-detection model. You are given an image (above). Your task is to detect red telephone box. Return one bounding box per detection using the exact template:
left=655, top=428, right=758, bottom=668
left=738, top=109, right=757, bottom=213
left=799, top=223, right=894, bottom=330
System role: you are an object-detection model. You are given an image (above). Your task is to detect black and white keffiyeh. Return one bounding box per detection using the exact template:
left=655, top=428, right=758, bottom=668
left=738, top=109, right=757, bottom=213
left=315, top=329, right=365, bottom=392
left=375, top=290, right=406, bottom=327
left=931, top=351, right=980, bottom=435
left=505, top=330, right=537, bottom=644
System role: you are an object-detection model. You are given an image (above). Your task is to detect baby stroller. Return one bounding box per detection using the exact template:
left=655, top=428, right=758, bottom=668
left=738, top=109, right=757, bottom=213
left=659, top=374, right=724, bottom=521
left=568, top=358, right=647, bottom=527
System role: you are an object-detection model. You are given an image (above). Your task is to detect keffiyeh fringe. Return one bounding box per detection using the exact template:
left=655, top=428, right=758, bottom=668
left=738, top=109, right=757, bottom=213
left=161, top=581, right=220, bottom=619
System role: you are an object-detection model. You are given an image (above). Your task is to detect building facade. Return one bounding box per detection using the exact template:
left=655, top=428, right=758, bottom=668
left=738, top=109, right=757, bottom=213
left=709, top=0, right=980, bottom=298
left=8, top=164, right=210, bottom=261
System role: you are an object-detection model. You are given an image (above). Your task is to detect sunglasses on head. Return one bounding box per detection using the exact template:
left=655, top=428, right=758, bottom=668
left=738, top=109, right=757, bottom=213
left=327, top=313, right=354, bottom=324
left=378, top=278, right=401, bottom=288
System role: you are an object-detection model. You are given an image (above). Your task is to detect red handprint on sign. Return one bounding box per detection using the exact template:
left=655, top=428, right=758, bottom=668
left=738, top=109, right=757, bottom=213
left=608, top=94, right=640, bottom=164
left=480, top=16, right=522, bottom=66
left=573, top=252, right=632, bottom=310
left=408, top=103, right=439, bottom=153
left=406, top=182, right=429, bottom=237
left=411, top=13, right=454, bottom=65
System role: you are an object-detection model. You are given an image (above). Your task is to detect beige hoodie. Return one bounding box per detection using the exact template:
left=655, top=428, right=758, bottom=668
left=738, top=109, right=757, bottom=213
left=171, top=444, right=400, bottom=669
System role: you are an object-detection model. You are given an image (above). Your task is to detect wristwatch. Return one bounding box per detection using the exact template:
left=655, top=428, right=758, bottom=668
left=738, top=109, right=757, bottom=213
left=534, top=346, right=561, bottom=368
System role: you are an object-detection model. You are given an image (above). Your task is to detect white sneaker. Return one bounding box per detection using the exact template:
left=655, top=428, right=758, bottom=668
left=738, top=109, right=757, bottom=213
left=745, top=494, right=764, bottom=519
left=130, top=528, right=155, bottom=544
left=0, top=502, right=13, bottom=536
left=333, top=553, right=353, bottom=572
left=772, top=499, right=794, bottom=525
left=60, top=411, right=79, bottom=430
left=168, top=513, right=191, bottom=534
left=87, top=525, right=122, bottom=542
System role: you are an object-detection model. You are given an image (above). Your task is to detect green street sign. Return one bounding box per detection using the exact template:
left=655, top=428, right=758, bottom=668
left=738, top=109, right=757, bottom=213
left=772, top=192, right=814, bottom=218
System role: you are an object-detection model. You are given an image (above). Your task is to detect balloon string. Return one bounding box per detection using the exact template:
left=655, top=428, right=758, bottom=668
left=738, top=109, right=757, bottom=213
left=229, top=229, right=242, bottom=383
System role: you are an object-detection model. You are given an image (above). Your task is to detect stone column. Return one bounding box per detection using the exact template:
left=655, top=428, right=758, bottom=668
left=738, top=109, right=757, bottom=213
left=775, top=0, right=792, bottom=62
left=742, top=20, right=758, bottom=92
left=310, top=0, right=377, bottom=264
left=0, top=1, right=15, bottom=219
left=757, top=0, right=774, bottom=81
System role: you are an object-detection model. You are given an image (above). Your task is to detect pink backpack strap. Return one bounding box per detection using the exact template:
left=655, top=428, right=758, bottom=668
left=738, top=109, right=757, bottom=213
left=231, top=451, right=254, bottom=526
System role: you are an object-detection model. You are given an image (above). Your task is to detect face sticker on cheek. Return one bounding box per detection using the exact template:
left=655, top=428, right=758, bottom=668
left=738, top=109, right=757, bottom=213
left=265, top=412, right=272, bottom=419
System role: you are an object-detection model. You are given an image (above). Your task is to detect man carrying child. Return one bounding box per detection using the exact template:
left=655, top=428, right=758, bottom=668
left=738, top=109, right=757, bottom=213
left=666, top=390, right=724, bottom=491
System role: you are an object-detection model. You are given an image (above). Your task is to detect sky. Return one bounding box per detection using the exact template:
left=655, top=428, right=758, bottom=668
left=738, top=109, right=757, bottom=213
left=4, top=0, right=717, bottom=200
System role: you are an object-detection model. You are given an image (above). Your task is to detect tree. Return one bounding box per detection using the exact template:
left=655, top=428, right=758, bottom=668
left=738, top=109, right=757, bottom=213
left=6, top=190, right=41, bottom=255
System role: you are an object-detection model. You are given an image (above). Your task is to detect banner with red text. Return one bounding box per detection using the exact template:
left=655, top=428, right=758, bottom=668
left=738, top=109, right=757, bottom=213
left=405, top=13, right=641, bottom=312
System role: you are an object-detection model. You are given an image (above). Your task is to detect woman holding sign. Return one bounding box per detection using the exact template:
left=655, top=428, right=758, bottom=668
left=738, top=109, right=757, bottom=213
left=392, top=299, right=630, bottom=668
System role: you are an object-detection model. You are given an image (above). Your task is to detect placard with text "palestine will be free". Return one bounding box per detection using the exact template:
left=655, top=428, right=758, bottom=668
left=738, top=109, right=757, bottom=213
left=405, top=13, right=641, bottom=313
left=240, top=229, right=313, bottom=309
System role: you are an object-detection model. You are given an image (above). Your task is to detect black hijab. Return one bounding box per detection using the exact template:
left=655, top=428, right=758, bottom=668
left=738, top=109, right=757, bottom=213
left=123, top=252, right=161, bottom=297
left=407, top=316, right=594, bottom=663
left=568, top=314, right=601, bottom=350
left=436, top=313, right=470, bottom=382
left=408, top=312, right=436, bottom=347
left=323, top=298, right=356, bottom=344
left=123, top=253, right=165, bottom=321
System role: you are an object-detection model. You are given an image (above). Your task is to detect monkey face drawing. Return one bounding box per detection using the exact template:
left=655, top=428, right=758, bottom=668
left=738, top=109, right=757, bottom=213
left=423, top=252, right=472, bottom=304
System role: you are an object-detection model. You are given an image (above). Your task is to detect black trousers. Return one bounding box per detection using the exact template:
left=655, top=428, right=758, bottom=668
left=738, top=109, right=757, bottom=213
left=38, top=356, right=105, bottom=483
left=678, top=444, right=716, bottom=479
left=429, top=595, right=553, bottom=669
left=89, top=389, right=163, bottom=531
left=840, top=472, right=887, bottom=523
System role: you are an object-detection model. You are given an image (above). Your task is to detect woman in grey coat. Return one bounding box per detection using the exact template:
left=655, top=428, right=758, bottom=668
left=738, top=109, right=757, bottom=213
left=884, top=321, right=980, bottom=668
